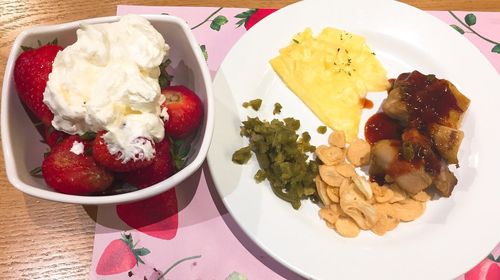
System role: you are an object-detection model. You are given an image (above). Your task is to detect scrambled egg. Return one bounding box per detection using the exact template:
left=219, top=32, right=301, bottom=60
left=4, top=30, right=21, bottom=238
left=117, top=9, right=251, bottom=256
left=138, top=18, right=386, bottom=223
left=270, top=27, right=389, bottom=141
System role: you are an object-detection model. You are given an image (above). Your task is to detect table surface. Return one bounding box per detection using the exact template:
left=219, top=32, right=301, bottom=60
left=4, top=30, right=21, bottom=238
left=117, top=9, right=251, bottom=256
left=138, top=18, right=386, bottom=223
left=0, top=0, right=499, bottom=279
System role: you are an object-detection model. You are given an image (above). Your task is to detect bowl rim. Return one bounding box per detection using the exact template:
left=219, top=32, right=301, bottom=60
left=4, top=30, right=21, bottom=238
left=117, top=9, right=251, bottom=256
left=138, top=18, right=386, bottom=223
left=1, top=14, right=214, bottom=205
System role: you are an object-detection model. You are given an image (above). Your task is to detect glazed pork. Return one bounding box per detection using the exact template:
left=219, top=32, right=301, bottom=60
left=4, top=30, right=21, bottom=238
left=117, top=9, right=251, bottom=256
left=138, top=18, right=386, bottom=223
left=367, top=71, right=469, bottom=197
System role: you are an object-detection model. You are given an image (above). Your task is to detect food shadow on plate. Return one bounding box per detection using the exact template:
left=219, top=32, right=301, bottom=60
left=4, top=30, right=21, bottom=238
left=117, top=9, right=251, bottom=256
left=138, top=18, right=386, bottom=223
left=204, top=164, right=307, bottom=280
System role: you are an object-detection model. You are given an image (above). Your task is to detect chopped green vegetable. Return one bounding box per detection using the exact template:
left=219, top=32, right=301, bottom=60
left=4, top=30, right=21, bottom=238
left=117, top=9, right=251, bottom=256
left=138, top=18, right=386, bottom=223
left=232, top=146, right=252, bottom=164
left=242, top=99, right=262, bottom=111
left=233, top=116, right=318, bottom=209
left=317, top=126, right=327, bottom=134
left=402, top=142, right=415, bottom=161
left=283, top=117, right=300, bottom=131
left=273, top=103, right=282, bottom=115
left=254, top=169, right=266, bottom=183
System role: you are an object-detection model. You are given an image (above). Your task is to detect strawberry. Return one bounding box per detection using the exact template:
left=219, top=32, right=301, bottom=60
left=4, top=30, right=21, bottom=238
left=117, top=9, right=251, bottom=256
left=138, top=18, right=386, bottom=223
left=235, top=8, right=278, bottom=30
left=161, top=85, right=203, bottom=139
left=43, top=125, right=69, bottom=148
left=41, top=135, right=113, bottom=195
left=116, top=189, right=178, bottom=240
left=96, top=233, right=150, bottom=276
left=121, top=137, right=176, bottom=189
left=14, top=44, right=62, bottom=126
left=92, top=131, right=154, bottom=172
left=465, top=254, right=500, bottom=280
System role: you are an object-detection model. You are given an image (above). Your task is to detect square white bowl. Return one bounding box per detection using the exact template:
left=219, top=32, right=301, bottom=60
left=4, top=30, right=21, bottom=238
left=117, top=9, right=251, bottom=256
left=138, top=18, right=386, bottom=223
left=1, top=15, right=214, bottom=204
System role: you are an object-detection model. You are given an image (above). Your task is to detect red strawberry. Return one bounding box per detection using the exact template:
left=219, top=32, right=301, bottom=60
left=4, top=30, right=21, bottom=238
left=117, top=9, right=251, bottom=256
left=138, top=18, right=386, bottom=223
left=96, top=233, right=150, bottom=276
left=161, top=85, right=203, bottom=139
left=44, top=125, right=69, bottom=148
left=41, top=135, right=113, bottom=195
left=116, top=189, right=178, bottom=240
left=465, top=255, right=500, bottom=280
left=235, top=9, right=278, bottom=30
left=121, top=137, right=176, bottom=189
left=92, top=131, right=154, bottom=172
left=14, top=44, right=62, bottom=126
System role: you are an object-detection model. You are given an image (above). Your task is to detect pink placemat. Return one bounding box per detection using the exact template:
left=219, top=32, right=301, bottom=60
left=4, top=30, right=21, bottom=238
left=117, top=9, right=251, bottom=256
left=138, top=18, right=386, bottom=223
left=89, top=6, right=500, bottom=280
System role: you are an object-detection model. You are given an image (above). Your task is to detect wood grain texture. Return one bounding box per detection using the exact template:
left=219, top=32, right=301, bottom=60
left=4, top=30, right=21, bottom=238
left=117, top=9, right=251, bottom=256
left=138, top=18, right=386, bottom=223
left=0, top=0, right=498, bottom=279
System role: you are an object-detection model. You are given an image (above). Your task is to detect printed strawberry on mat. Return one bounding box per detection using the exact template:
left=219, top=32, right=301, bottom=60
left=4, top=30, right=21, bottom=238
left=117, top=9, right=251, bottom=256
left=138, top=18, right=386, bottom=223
left=41, top=135, right=113, bottom=195
left=121, top=137, right=176, bottom=189
left=235, top=8, right=278, bottom=30
left=117, top=189, right=178, bottom=240
left=96, top=233, right=150, bottom=276
left=161, top=85, right=203, bottom=139
left=465, top=254, right=500, bottom=280
left=14, top=44, right=63, bottom=126
left=92, top=131, right=154, bottom=172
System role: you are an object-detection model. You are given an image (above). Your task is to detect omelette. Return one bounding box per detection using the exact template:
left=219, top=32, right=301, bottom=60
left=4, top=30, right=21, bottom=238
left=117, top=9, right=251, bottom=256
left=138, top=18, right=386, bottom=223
left=270, top=27, right=389, bottom=141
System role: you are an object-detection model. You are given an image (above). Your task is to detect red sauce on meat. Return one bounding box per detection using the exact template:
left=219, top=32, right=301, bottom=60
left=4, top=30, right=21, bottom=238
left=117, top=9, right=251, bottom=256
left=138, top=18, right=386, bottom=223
left=364, top=112, right=402, bottom=144
left=388, top=160, right=417, bottom=178
left=395, top=71, right=462, bottom=130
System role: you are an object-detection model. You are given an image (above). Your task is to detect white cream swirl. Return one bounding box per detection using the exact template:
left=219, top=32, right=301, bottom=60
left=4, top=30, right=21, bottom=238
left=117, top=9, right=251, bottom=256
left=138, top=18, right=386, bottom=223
left=43, top=15, right=169, bottom=162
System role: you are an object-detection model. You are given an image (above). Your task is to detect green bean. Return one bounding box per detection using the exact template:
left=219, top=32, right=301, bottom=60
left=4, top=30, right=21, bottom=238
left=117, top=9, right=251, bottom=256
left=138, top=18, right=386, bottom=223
left=232, top=116, right=319, bottom=209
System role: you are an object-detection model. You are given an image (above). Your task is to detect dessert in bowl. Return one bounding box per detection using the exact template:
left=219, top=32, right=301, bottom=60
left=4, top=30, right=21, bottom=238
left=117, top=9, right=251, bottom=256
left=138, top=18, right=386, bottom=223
left=1, top=14, right=213, bottom=204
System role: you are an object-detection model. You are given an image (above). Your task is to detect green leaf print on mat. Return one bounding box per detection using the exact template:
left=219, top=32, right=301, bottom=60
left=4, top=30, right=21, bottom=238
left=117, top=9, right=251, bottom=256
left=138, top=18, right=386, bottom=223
left=464, top=13, right=476, bottom=26
left=450, top=24, right=465, bottom=34
left=449, top=11, right=500, bottom=54
left=210, top=15, right=229, bottom=31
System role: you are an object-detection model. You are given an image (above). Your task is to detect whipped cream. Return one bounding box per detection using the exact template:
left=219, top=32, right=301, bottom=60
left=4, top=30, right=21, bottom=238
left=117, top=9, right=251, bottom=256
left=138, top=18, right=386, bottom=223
left=44, top=15, right=169, bottom=162
left=70, top=141, right=84, bottom=155
left=160, top=107, right=169, bottom=122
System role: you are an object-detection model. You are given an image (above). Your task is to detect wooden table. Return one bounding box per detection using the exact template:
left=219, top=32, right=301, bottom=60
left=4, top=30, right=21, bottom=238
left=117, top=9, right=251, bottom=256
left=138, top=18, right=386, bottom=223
left=0, top=0, right=498, bottom=278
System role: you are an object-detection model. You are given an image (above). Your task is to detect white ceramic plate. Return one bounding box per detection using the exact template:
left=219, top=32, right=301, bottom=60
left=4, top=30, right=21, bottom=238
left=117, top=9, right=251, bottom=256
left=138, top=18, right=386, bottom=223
left=207, top=0, right=500, bottom=279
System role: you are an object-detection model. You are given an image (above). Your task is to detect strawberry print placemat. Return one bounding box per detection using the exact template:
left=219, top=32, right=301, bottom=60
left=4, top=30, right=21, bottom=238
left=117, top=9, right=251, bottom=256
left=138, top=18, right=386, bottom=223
left=89, top=6, right=500, bottom=280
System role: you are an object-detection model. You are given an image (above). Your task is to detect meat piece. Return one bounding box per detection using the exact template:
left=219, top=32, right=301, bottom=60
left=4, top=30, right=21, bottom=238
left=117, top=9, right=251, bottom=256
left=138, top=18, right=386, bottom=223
left=401, top=128, right=443, bottom=176
left=393, top=165, right=433, bottom=194
left=370, top=139, right=433, bottom=194
left=369, top=140, right=400, bottom=175
left=432, top=161, right=458, bottom=197
left=402, top=128, right=432, bottom=149
left=429, top=123, right=464, bottom=165
left=445, top=81, right=471, bottom=129
left=381, top=87, right=409, bottom=124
